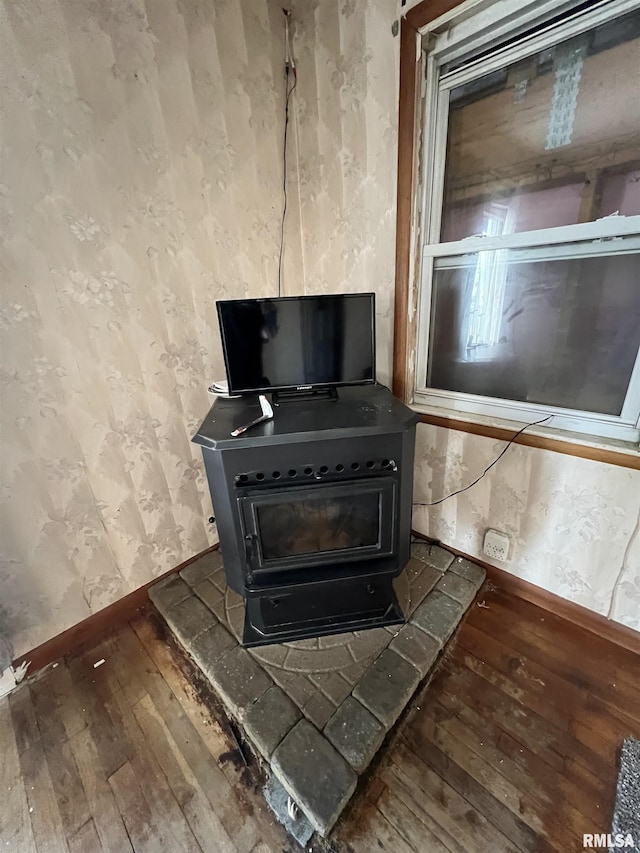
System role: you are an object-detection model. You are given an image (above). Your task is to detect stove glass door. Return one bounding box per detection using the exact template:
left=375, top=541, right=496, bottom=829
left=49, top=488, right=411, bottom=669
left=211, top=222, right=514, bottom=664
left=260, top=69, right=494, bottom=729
left=239, top=477, right=396, bottom=573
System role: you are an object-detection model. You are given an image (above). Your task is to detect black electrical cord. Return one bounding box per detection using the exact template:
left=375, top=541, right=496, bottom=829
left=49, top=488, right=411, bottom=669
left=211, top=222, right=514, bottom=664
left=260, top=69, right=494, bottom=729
left=413, top=415, right=552, bottom=507
left=278, top=65, right=297, bottom=298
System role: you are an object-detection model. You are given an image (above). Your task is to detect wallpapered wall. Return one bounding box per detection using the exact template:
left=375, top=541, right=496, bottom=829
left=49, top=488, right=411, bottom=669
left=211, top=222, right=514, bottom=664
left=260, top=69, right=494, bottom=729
left=1, top=0, right=638, bottom=657
left=413, top=427, right=640, bottom=631
left=288, top=0, right=640, bottom=631
left=0, top=0, right=288, bottom=657
left=290, top=0, right=398, bottom=385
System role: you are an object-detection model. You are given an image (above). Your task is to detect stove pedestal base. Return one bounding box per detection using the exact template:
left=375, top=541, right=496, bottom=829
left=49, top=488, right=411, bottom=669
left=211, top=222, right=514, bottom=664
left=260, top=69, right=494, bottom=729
left=242, top=576, right=404, bottom=647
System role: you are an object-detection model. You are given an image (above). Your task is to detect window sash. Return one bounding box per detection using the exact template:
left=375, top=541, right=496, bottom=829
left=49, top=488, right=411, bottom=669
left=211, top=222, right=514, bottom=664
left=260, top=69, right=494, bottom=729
left=410, top=388, right=640, bottom=443
left=436, top=0, right=640, bottom=90
left=415, top=240, right=640, bottom=440
left=420, top=0, right=640, bottom=251
left=413, top=0, right=640, bottom=443
left=424, top=221, right=640, bottom=260
left=419, top=0, right=624, bottom=69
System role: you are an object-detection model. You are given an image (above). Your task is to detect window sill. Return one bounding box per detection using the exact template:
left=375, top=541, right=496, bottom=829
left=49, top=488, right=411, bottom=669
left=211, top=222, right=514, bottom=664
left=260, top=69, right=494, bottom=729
left=411, top=403, right=640, bottom=469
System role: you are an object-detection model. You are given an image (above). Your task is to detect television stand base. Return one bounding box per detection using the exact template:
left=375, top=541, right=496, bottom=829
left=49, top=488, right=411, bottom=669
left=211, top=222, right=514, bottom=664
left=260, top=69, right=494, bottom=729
left=272, top=386, right=339, bottom=405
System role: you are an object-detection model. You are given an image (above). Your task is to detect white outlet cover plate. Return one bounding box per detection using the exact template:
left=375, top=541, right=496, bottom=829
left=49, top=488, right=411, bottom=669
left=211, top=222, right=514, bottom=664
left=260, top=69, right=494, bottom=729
left=483, top=528, right=510, bottom=562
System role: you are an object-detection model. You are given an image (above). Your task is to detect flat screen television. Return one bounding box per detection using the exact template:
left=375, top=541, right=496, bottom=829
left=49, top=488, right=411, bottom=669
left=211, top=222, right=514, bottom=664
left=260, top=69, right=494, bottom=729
left=217, top=293, right=376, bottom=395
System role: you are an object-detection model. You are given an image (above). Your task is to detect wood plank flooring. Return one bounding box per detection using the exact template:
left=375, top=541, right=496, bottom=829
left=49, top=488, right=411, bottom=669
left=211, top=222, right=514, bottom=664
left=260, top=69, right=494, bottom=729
left=1, top=585, right=638, bottom=852
left=2, top=616, right=290, bottom=853
left=336, top=588, right=640, bottom=853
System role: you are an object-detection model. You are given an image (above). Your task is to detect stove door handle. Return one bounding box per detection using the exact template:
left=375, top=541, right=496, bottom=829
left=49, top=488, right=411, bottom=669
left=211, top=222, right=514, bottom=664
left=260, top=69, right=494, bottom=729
left=244, top=532, right=257, bottom=566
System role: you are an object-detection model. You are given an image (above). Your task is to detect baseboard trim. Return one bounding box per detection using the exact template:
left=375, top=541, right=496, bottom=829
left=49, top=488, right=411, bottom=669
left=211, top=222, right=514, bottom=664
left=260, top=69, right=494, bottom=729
left=13, top=543, right=220, bottom=676
left=412, top=530, right=640, bottom=655
left=15, top=534, right=638, bottom=676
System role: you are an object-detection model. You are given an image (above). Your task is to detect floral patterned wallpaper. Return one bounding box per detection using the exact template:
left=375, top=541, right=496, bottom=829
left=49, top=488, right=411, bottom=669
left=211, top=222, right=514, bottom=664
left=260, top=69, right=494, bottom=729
left=289, top=1, right=640, bottom=632
left=413, top=426, right=640, bottom=631
left=1, top=0, right=288, bottom=657
left=1, top=0, right=638, bottom=657
left=290, top=0, right=398, bottom=385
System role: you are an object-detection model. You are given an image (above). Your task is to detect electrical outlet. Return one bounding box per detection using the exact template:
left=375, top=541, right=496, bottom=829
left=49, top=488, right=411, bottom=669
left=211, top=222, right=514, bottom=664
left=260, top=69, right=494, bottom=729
left=483, top=528, right=511, bottom=562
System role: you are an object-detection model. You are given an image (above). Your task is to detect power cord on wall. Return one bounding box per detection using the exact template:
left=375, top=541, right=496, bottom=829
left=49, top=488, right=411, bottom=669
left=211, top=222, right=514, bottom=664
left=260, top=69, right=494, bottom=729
left=413, top=415, right=552, bottom=508
left=278, top=9, right=297, bottom=298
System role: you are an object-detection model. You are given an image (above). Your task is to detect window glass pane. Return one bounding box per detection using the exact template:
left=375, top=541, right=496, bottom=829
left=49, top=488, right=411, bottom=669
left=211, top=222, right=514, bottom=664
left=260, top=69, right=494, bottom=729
left=440, top=9, right=640, bottom=243
left=427, top=252, right=640, bottom=416
left=257, top=493, right=379, bottom=560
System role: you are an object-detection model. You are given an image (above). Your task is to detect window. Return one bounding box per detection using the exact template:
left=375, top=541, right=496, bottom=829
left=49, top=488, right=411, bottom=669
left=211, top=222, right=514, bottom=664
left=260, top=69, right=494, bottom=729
left=412, top=0, right=640, bottom=444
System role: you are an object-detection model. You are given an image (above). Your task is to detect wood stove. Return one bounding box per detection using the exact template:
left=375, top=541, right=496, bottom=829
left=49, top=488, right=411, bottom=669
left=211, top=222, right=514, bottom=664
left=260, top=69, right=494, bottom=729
left=192, top=383, right=419, bottom=646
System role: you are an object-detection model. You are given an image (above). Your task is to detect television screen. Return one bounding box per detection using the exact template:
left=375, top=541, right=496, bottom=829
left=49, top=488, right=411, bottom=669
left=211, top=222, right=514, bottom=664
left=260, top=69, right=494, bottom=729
left=217, top=293, right=376, bottom=395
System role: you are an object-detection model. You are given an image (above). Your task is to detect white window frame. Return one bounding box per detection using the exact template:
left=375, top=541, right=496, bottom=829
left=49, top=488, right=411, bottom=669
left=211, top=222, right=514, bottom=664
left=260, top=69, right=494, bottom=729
left=412, top=0, right=640, bottom=445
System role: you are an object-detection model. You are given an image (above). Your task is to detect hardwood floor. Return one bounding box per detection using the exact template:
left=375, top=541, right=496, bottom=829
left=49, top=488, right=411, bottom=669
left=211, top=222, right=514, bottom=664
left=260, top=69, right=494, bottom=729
left=2, top=586, right=639, bottom=852
left=2, top=615, right=291, bottom=853
left=337, top=589, right=640, bottom=853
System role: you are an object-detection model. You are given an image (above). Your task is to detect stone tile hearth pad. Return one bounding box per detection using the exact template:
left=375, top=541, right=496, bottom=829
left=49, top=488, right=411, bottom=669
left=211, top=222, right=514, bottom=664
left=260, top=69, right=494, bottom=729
left=271, top=719, right=357, bottom=835
left=389, top=623, right=440, bottom=676
left=204, top=646, right=272, bottom=719
left=243, top=685, right=302, bottom=760
left=149, top=542, right=485, bottom=836
left=324, top=696, right=386, bottom=773
left=352, top=648, right=421, bottom=729
left=411, top=588, right=465, bottom=645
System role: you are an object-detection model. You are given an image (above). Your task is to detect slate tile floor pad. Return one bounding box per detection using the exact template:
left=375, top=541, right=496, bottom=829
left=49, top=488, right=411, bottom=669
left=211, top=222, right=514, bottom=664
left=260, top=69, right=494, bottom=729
left=149, top=543, right=485, bottom=837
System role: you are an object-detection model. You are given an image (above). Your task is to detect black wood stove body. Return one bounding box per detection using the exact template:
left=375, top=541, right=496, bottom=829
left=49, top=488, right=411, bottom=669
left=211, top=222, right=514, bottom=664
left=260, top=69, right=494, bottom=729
left=192, top=384, right=419, bottom=646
